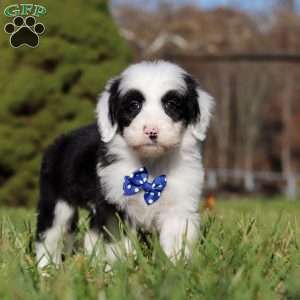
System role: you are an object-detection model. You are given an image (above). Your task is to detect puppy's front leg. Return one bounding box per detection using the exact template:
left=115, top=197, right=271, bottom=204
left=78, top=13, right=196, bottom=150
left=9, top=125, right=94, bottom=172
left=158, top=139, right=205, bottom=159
left=159, top=212, right=200, bottom=261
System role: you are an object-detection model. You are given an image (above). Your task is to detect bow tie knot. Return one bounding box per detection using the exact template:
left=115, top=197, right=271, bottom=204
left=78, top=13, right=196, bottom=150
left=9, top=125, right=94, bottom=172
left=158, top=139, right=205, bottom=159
left=123, top=167, right=167, bottom=205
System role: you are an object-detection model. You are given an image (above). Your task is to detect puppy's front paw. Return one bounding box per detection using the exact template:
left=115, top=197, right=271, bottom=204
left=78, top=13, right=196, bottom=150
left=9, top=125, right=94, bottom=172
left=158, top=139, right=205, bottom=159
left=159, top=214, right=199, bottom=263
left=162, top=241, right=192, bottom=263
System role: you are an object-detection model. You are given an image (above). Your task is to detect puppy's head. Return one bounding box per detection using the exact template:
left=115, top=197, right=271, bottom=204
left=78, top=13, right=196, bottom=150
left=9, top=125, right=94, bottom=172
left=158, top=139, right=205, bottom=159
left=96, top=61, right=214, bottom=158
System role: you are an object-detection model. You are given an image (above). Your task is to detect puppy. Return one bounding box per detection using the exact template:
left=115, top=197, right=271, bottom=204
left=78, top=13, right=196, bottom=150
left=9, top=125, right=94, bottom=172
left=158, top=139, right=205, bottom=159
left=35, top=60, right=214, bottom=268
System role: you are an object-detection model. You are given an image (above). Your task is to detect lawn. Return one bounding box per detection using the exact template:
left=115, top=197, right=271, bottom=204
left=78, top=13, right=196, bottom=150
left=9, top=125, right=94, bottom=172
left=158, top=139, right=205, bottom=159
left=0, top=198, right=299, bottom=300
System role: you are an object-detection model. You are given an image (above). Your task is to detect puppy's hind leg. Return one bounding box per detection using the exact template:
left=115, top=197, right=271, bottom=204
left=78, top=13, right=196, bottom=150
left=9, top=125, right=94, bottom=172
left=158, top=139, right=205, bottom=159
left=36, top=199, right=76, bottom=268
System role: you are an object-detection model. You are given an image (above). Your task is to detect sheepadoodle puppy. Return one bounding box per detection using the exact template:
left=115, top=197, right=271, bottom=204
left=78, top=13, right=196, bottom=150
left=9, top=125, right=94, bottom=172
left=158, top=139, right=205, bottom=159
left=35, top=60, right=214, bottom=268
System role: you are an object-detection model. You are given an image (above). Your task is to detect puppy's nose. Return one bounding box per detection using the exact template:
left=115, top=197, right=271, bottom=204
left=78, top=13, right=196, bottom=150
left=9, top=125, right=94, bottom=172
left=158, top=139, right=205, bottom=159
left=144, top=126, right=159, bottom=140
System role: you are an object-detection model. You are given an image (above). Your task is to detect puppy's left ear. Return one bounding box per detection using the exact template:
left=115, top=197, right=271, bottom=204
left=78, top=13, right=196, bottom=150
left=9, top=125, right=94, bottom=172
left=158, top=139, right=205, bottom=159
left=191, top=87, right=214, bottom=141
left=184, top=74, right=214, bottom=141
left=96, top=77, right=120, bottom=143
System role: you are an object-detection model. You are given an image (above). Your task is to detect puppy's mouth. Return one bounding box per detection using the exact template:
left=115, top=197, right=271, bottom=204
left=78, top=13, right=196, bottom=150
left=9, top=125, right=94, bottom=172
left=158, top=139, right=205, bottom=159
left=132, top=141, right=179, bottom=155
left=139, top=142, right=159, bottom=147
left=133, top=143, right=163, bottom=151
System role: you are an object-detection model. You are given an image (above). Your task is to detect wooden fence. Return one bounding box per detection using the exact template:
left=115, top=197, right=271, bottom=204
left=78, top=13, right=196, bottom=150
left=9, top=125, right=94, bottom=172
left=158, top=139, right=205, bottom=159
left=165, top=53, right=300, bottom=200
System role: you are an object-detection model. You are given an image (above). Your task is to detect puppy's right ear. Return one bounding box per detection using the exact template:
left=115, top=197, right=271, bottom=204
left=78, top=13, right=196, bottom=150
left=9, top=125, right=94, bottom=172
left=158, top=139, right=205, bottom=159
left=96, top=77, right=120, bottom=143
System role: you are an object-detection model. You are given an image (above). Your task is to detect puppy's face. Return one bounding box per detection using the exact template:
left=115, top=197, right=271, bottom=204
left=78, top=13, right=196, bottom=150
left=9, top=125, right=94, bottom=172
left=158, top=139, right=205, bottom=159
left=97, top=61, right=214, bottom=158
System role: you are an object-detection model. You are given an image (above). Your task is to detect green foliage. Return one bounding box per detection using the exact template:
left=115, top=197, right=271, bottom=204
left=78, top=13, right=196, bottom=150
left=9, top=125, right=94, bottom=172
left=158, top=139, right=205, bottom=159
left=0, top=0, right=131, bottom=206
left=0, top=199, right=299, bottom=299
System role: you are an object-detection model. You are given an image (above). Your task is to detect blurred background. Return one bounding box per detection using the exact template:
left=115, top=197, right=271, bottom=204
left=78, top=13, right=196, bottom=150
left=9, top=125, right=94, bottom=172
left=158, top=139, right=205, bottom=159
left=0, top=0, right=299, bottom=207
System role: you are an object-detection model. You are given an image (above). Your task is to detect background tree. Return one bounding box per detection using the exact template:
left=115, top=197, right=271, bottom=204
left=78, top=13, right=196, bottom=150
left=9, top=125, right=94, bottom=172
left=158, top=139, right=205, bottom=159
left=0, top=0, right=131, bottom=206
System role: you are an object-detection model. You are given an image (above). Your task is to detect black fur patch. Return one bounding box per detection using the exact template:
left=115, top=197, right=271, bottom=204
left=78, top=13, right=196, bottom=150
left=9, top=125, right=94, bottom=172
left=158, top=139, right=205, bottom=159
left=182, top=74, right=201, bottom=125
left=108, top=78, right=146, bottom=133
left=36, top=123, right=123, bottom=241
left=160, top=74, right=200, bottom=125
left=108, top=78, right=121, bottom=126
left=161, top=90, right=186, bottom=122
left=115, top=89, right=145, bottom=132
left=108, top=80, right=146, bottom=134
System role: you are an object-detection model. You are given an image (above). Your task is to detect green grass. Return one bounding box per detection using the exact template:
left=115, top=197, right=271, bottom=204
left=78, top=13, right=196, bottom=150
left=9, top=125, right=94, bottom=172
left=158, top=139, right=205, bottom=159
left=0, top=199, right=299, bottom=300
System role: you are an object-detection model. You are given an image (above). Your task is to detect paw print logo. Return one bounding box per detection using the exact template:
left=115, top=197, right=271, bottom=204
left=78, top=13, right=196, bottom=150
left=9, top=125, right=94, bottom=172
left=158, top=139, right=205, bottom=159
left=4, top=16, right=45, bottom=48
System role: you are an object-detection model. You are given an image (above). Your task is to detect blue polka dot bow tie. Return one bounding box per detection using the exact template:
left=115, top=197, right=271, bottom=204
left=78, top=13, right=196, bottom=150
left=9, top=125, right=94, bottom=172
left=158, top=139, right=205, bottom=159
left=123, top=167, right=167, bottom=205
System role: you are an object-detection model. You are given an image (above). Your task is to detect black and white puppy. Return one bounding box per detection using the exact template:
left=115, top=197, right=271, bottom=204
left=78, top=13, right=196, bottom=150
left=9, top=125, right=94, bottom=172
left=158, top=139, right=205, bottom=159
left=35, top=61, right=214, bottom=268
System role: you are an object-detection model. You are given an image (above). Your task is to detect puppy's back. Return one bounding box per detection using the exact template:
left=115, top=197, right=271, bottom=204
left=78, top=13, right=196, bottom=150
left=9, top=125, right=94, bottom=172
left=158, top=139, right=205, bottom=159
left=39, top=123, right=100, bottom=208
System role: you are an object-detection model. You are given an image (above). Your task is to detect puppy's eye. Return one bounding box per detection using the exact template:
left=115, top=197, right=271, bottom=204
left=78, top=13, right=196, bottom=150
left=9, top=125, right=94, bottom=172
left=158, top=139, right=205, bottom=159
left=164, top=99, right=180, bottom=111
left=127, top=100, right=141, bottom=113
